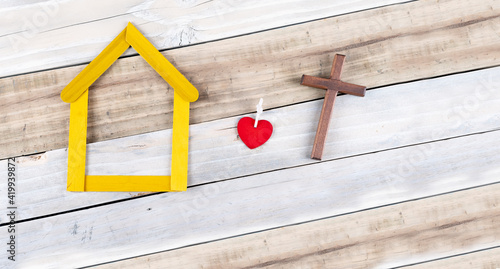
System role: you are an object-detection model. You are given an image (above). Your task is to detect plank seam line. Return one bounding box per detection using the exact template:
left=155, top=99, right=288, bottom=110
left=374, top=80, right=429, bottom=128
left=0, top=13, right=129, bottom=39
left=3, top=59, right=499, bottom=163
left=2, top=59, right=499, bottom=164
left=248, top=62, right=500, bottom=119
left=73, top=62, right=500, bottom=162
left=362, top=64, right=500, bottom=92
left=0, top=151, right=47, bottom=163
left=187, top=126, right=500, bottom=190
left=80, top=181, right=500, bottom=268
left=1, top=127, right=499, bottom=226
left=0, top=0, right=418, bottom=80
left=390, top=245, right=500, bottom=268
left=2, top=61, right=499, bottom=162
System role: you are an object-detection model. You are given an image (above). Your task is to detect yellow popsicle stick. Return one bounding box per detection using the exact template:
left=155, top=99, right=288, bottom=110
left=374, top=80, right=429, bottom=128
left=85, top=175, right=171, bottom=192
left=125, top=23, right=199, bottom=103
left=67, top=90, right=89, bottom=191
left=60, top=29, right=129, bottom=103
left=63, top=22, right=198, bottom=192
left=170, top=91, right=190, bottom=191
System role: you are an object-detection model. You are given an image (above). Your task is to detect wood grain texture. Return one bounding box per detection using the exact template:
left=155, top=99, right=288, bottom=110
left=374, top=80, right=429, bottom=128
left=91, top=184, right=500, bottom=269
left=400, top=247, right=500, bottom=269
left=1, top=66, right=500, bottom=220
left=0, top=0, right=410, bottom=78
left=310, top=88, right=337, bottom=160
left=2, top=0, right=500, bottom=160
left=1, top=128, right=500, bottom=268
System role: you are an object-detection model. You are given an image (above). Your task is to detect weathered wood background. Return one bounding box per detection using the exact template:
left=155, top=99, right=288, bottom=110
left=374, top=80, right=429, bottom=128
left=1, top=0, right=499, bottom=268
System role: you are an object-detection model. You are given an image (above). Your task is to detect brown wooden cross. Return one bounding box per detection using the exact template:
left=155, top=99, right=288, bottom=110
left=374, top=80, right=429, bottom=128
left=301, top=54, right=366, bottom=160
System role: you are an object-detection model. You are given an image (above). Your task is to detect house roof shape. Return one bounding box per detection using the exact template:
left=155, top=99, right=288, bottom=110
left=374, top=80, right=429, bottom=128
left=63, top=22, right=197, bottom=192
left=61, top=22, right=199, bottom=103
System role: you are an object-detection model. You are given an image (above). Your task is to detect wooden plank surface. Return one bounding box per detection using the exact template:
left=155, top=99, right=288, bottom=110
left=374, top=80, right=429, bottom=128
left=91, top=184, right=500, bottom=269
left=400, top=247, right=500, bottom=269
left=2, top=0, right=500, bottom=160
left=2, top=66, right=499, bottom=220
left=0, top=0, right=409, bottom=78
left=2, top=1, right=499, bottom=268
left=1, top=128, right=499, bottom=268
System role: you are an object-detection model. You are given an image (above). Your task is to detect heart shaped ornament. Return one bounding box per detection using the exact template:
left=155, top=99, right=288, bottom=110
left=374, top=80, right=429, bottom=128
left=237, top=117, right=273, bottom=149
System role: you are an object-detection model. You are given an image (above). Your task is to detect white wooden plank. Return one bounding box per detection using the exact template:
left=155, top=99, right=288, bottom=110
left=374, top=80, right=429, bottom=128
left=0, top=0, right=410, bottom=78
left=2, top=126, right=500, bottom=268
left=1, top=66, right=499, bottom=222
left=90, top=185, right=500, bottom=269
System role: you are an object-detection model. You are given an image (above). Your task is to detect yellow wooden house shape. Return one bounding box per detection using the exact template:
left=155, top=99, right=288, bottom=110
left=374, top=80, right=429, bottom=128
left=61, top=22, right=198, bottom=192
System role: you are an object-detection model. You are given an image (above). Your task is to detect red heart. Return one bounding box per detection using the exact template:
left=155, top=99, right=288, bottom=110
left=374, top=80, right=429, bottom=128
left=237, top=117, right=273, bottom=149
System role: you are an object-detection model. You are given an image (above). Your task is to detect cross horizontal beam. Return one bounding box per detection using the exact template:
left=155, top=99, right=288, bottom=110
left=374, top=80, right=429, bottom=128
left=301, top=76, right=366, bottom=96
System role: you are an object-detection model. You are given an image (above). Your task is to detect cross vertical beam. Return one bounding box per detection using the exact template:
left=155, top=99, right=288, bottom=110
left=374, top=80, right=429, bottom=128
left=301, top=54, right=366, bottom=160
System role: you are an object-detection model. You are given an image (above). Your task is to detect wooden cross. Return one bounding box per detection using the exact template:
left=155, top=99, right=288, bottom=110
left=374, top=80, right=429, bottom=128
left=301, top=54, right=366, bottom=160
